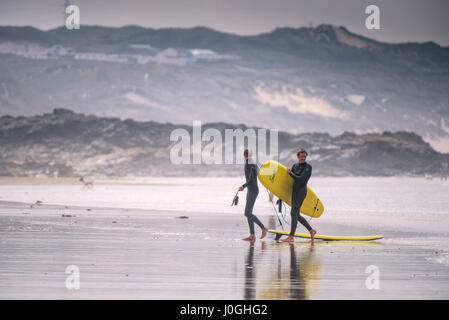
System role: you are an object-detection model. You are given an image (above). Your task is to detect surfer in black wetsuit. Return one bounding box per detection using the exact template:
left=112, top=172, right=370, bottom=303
left=238, top=149, right=268, bottom=242
left=282, top=149, right=317, bottom=243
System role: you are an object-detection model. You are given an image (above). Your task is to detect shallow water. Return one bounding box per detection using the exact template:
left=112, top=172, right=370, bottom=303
left=0, top=177, right=448, bottom=299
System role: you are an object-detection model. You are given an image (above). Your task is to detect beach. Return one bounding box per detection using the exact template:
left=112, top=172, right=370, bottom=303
left=0, top=177, right=449, bottom=299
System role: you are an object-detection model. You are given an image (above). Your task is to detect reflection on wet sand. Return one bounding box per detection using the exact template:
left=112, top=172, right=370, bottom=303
left=243, top=239, right=383, bottom=299
left=262, top=243, right=321, bottom=299
left=243, top=241, right=268, bottom=300
left=243, top=240, right=321, bottom=300
left=289, top=244, right=310, bottom=299
left=244, top=243, right=255, bottom=300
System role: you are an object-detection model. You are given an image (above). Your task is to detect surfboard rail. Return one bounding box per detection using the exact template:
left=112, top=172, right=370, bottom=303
left=268, top=229, right=383, bottom=241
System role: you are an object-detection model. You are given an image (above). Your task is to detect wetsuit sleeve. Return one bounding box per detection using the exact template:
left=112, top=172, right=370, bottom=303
left=242, top=165, right=257, bottom=189
left=289, top=164, right=312, bottom=185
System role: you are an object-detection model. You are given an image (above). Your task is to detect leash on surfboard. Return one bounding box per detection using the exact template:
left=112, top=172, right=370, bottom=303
left=268, top=191, right=285, bottom=230
left=274, top=197, right=291, bottom=227
left=254, top=160, right=287, bottom=230
left=274, top=197, right=314, bottom=226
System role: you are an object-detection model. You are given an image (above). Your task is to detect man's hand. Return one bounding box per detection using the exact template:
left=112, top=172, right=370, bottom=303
left=287, top=169, right=291, bottom=174
left=238, top=186, right=244, bottom=192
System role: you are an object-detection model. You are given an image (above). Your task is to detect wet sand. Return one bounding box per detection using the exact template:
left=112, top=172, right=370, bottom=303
left=1, top=201, right=448, bottom=300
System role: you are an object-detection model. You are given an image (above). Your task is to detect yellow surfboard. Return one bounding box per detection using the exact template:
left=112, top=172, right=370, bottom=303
left=268, top=229, right=383, bottom=241
left=258, top=160, right=324, bottom=218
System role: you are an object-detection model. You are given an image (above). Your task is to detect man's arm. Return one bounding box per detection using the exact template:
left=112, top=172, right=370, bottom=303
left=289, top=164, right=312, bottom=184
left=242, top=165, right=257, bottom=189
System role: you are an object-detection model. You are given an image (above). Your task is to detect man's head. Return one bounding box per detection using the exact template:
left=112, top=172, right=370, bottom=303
left=244, top=148, right=252, bottom=159
left=297, top=149, right=308, bottom=163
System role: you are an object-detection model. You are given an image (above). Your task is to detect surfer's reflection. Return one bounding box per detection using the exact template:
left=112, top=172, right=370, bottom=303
left=253, top=242, right=321, bottom=300
left=275, top=243, right=320, bottom=300
left=242, top=213, right=275, bottom=300
left=244, top=241, right=266, bottom=300
left=244, top=243, right=255, bottom=300
left=289, top=243, right=314, bottom=299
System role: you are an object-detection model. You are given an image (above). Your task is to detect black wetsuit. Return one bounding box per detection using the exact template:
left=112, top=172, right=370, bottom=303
left=242, top=159, right=264, bottom=235
left=288, top=162, right=312, bottom=236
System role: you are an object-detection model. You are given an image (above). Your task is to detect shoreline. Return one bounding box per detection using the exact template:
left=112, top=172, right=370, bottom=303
left=1, top=200, right=449, bottom=299
left=1, top=175, right=448, bottom=185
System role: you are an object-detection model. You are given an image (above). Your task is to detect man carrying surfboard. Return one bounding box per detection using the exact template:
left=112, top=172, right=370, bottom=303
left=282, top=149, right=317, bottom=243
left=238, top=148, right=269, bottom=242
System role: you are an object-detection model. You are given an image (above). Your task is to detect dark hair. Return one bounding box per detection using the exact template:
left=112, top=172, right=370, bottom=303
left=244, top=148, right=252, bottom=158
left=297, top=148, right=308, bottom=157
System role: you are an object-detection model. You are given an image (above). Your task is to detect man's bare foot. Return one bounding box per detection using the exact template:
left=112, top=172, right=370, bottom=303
left=261, top=227, right=269, bottom=239
left=242, top=234, right=256, bottom=242
left=281, top=236, right=294, bottom=243
left=310, top=229, right=317, bottom=243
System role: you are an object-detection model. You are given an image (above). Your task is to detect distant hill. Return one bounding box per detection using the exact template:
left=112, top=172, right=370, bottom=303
left=0, top=109, right=447, bottom=177
left=1, top=24, right=448, bottom=152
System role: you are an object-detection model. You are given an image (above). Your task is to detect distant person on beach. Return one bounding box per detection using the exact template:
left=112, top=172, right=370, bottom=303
left=282, top=149, right=317, bottom=243
left=238, top=148, right=268, bottom=242
left=441, top=160, right=448, bottom=181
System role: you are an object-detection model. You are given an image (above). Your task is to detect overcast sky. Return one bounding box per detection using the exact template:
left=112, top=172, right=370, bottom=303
left=0, top=0, right=448, bottom=46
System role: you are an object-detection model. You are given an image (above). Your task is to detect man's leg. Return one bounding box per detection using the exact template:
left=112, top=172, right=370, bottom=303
left=244, top=192, right=268, bottom=239
left=289, top=203, right=301, bottom=236
left=294, top=190, right=316, bottom=242
left=297, top=213, right=312, bottom=232
left=243, top=192, right=257, bottom=240
left=281, top=202, right=300, bottom=242
left=248, top=212, right=268, bottom=239
left=283, top=189, right=315, bottom=242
